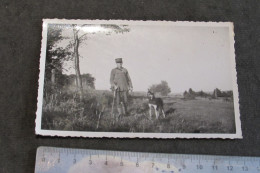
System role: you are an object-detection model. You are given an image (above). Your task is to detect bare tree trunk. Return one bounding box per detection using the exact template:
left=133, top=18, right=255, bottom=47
left=73, top=26, right=83, bottom=100
left=51, top=69, right=56, bottom=83
left=51, top=69, right=56, bottom=90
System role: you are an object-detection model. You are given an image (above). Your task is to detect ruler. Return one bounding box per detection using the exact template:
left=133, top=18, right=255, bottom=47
left=35, top=146, right=260, bottom=173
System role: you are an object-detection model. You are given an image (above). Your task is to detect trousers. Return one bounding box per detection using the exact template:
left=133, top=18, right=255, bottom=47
left=116, top=90, right=128, bottom=115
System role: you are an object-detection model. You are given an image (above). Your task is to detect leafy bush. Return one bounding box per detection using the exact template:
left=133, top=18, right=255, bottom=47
left=149, top=81, right=171, bottom=96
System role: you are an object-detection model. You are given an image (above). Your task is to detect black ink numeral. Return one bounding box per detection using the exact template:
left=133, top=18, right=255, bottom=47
left=120, top=162, right=123, bottom=166
left=212, top=165, right=218, bottom=170
left=227, top=165, right=233, bottom=171
left=197, top=165, right=203, bottom=169
left=89, top=160, right=92, bottom=165
left=242, top=166, right=248, bottom=171
left=136, top=162, right=139, bottom=167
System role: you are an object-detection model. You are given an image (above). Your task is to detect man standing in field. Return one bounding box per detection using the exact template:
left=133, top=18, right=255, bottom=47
left=110, top=58, right=133, bottom=116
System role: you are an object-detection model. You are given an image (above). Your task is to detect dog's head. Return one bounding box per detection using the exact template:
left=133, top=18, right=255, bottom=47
left=147, top=89, right=155, bottom=99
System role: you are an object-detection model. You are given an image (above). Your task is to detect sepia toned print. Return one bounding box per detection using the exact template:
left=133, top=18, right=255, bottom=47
left=36, top=19, right=242, bottom=138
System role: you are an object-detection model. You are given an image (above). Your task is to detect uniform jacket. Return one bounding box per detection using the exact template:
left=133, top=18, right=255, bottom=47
left=110, top=67, right=133, bottom=91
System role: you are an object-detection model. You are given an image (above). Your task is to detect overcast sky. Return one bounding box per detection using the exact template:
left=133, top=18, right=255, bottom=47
left=55, top=23, right=234, bottom=93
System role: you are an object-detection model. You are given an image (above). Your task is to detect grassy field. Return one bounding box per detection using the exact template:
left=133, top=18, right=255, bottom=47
left=41, top=90, right=236, bottom=133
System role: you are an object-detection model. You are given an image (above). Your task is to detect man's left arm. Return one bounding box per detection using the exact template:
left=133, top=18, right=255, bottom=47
left=126, top=70, right=133, bottom=90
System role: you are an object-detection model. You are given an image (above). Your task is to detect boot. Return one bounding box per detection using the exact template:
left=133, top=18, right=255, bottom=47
left=117, top=107, right=122, bottom=121
left=121, top=102, right=128, bottom=115
left=117, top=107, right=122, bottom=115
left=121, top=104, right=126, bottom=115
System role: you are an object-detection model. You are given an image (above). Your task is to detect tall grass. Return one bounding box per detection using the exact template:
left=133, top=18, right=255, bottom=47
left=42, top=88, right=235, bottom=133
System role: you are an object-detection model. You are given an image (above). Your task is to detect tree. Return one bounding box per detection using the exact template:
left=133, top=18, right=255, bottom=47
left=213, top=88, right=222, bottom=98
left=72, top=25, right=82, bottom=92
left=149, top=81, right=171, bottom=96
left=44, top=24, right=72, bottom=96
left=183, top=90, right=189, bottom=97
left=61, top=24, right=130, bottom=100
left=64, top=74, right=95, bottom=89
left=188, top=88, right=195, bottom=95
left=81, top=74, right=95, bottom=89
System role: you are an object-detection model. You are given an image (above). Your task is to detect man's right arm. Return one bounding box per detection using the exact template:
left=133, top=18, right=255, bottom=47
left=110, top=69, right=115, bottom=89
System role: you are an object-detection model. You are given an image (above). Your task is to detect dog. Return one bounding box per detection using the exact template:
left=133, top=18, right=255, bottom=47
left=147, top=90, right=165, bottom=119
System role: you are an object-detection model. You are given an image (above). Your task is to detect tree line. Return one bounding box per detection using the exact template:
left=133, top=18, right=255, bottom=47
left=183, top=88, right=233, bottom=99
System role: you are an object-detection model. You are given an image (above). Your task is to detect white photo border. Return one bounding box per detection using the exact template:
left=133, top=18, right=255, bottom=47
left=35, top=19, right=242, bottom=139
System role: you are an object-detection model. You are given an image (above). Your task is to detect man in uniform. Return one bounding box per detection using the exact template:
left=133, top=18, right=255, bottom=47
left=110, top=58, right=133, bottom=116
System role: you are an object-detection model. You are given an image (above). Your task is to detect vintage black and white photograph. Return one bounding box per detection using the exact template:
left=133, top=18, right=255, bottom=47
left=36, top=19, right=242, bottom=138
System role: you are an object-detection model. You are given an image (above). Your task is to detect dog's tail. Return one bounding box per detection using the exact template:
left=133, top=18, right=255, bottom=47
left=165, top=108, right=175, bottom=115
left=162, top=109, right=166, bottom=118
